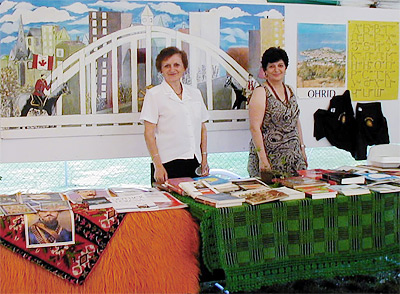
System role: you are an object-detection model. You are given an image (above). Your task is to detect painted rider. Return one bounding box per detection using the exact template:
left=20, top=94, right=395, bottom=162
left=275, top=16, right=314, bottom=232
left=33, top=74, right=51, bottom=106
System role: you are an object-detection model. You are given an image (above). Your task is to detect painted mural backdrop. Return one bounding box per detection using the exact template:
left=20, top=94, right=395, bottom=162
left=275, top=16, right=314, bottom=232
left=0, top=0, right=286, bottom=116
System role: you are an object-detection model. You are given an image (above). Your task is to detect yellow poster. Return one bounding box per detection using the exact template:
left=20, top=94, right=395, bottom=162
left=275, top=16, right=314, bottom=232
left=348, top=21, right=399, bottom=101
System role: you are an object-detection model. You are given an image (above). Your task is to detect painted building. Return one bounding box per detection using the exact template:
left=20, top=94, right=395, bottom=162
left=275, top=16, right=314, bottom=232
left=89, top=10, right=132, bottom=110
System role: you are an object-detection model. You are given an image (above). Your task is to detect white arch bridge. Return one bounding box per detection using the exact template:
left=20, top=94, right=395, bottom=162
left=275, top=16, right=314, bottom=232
left=0, top=25, right=251, bottom=163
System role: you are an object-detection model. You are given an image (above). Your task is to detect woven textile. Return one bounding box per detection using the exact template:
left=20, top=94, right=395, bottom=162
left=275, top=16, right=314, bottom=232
left=0, top=204, right=124, bottom=284
left=177, top=192, right=400, bottom=292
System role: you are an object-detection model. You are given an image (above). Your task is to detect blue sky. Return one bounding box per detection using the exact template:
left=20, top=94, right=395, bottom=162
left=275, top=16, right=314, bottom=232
left=297, top=23, right=346, bottom=53
left=0, top=0, right=285, bottom=57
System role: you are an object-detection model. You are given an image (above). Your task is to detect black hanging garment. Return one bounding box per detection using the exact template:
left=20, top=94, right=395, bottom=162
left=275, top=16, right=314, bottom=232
left=313, top=90, right=358, bottom=157
left=353, top=102, right=390, bottom=160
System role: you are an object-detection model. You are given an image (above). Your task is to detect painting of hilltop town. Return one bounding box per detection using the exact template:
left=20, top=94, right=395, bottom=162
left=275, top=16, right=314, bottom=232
left=297, top=23, right=346, bottom=98
left=0, top=0, right=286, bottom=117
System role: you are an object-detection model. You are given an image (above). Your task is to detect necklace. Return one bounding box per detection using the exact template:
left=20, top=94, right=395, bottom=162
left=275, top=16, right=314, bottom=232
left=174, top=85, right=183, bottom=96
left=266, top=80, right=288, bottom=104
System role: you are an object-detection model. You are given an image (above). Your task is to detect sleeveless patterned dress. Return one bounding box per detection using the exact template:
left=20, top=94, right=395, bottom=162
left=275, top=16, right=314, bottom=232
left=247, top=84, right=306, bottom=177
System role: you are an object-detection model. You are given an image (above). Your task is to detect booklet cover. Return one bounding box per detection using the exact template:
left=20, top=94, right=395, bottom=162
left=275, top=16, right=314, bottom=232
left=195, top=192, right=245, bottom=208
left=63, top=189, right=111, bottom=204
left=1, top=203, right=37, bottom=216
left=83, top=197, right=114, bottom=209
left=0, top=193, right=20, bottom=205
left=20, top=193, right=65, bottom=209
left=240, top=189, right=288, bottom=205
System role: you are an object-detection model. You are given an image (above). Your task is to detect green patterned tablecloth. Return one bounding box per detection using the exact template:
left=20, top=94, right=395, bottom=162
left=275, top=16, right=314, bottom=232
left=177, top=192, right=400, bottom=292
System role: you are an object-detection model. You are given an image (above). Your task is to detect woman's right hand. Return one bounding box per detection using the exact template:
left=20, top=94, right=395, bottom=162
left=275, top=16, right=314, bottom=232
left=154, top=164, right=168, bottom=184
left=259, top=158, right=271, bottom=172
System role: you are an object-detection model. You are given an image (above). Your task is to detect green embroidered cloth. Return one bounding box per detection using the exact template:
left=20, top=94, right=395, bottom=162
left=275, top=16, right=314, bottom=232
left=177, top=192, right=400, bottom=292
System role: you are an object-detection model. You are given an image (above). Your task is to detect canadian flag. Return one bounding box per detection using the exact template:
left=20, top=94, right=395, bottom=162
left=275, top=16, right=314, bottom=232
left=32, top=54, right=54, bottom=70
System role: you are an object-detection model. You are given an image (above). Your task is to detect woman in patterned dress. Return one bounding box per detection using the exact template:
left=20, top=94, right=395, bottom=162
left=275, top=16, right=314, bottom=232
left=248, top=47, right=307, bottom=177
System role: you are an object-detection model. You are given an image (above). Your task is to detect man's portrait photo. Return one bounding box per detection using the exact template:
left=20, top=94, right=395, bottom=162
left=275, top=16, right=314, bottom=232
left=25, top=210, right=75, bottom=248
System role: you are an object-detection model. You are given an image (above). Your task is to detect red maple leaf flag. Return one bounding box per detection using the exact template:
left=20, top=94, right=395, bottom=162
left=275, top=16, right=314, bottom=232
left=32, top=54, right=54, bottom=70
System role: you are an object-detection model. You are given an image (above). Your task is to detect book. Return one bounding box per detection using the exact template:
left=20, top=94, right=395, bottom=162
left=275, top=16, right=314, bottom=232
left=321, top=171, right=366, bottom=185
left=367, top=183, right=400, bottom=193
left=275, top=186, right=306, bottom=201
left=297, top=185, right=337, bottom=199
left=194, top=175, right=240, bottom=193
left=231, top=178, right=270, bottom=191
left=83, top=197, right=114, bottom=209
left=195, top=193, right=245, bottom=208
left=63, top=189, right=112, bottom=204
left=297, top=169, right=331, bottom=180
left=357, top=172, right=400, bottom=183
left=237, top=189, right=288, bottom=205
left=276, top=176, right=329, bottom=189
left=329, top=184, right=370, bottom=196
left=155, top=177, right=195, bottom=195
left=179, top=180, right=218, bottom=199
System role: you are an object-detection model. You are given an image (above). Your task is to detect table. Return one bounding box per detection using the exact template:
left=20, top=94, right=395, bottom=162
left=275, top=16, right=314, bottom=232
left=0, top=207, right=200, bottom=293
left=178, top=192, right=400, bottom=292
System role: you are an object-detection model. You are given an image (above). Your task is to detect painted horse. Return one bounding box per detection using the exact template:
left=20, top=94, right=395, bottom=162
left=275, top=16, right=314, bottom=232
left=224, top=76, right=247, bottom=109
left=18, top=83, right=70, bottom=116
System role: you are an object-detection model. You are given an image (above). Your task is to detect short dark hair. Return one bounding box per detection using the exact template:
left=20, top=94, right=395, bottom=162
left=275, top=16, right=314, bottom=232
left=155, top=46, right=188, bottom=72
left=261, top=47, right=289, bottom=70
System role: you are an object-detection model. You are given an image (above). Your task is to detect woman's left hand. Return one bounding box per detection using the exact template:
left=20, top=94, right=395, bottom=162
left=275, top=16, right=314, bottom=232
left=201, top=161, right=209, bottom=176
left=301, top=147, right=308, bottom=168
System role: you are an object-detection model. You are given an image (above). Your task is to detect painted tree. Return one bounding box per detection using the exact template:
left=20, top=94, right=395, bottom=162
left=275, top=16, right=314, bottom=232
left=0, top=67, right=31, bottom=117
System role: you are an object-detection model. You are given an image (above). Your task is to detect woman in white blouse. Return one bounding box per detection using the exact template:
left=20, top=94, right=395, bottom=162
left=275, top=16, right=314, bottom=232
left=140, top=46, right=210, bottom=184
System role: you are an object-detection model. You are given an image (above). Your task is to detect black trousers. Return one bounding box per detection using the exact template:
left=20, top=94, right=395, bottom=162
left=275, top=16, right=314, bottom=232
left=150, top=157, right=200, bottom=183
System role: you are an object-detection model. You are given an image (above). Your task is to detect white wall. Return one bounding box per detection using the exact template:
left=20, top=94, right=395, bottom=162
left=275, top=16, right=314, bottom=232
left=284, top=4, right=400, bottom=147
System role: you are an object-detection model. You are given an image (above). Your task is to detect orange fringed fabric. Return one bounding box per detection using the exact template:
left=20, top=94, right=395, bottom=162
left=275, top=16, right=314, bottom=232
left=0, top=209, right=200, bottom=294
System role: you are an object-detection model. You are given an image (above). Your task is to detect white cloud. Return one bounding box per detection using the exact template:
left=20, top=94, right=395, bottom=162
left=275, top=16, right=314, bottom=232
left=0, top=7, right=75, bottom=24
left=149, top=2, right=187, bottom=15
left=14, top=1, right=35, bottom=11
left=0, top=1, right=18, bottom=14
left=209, top=6, right=250, bottom=20
left=223, top=34, right=236, bottom=43
left=221, top=27, right=248, bottom=40
left=61, top=2, right=95, bottom=14
left=0, top=21, right=19, bottom=34
left=68, top=29, right=83, bottom=35
left=70, top=16, right=89, bottom=25
left=89, top=1, right=144, bottom=12
left=0, top=35, right=17, bottom=44
left=255, top=9, right=284, bottom=19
